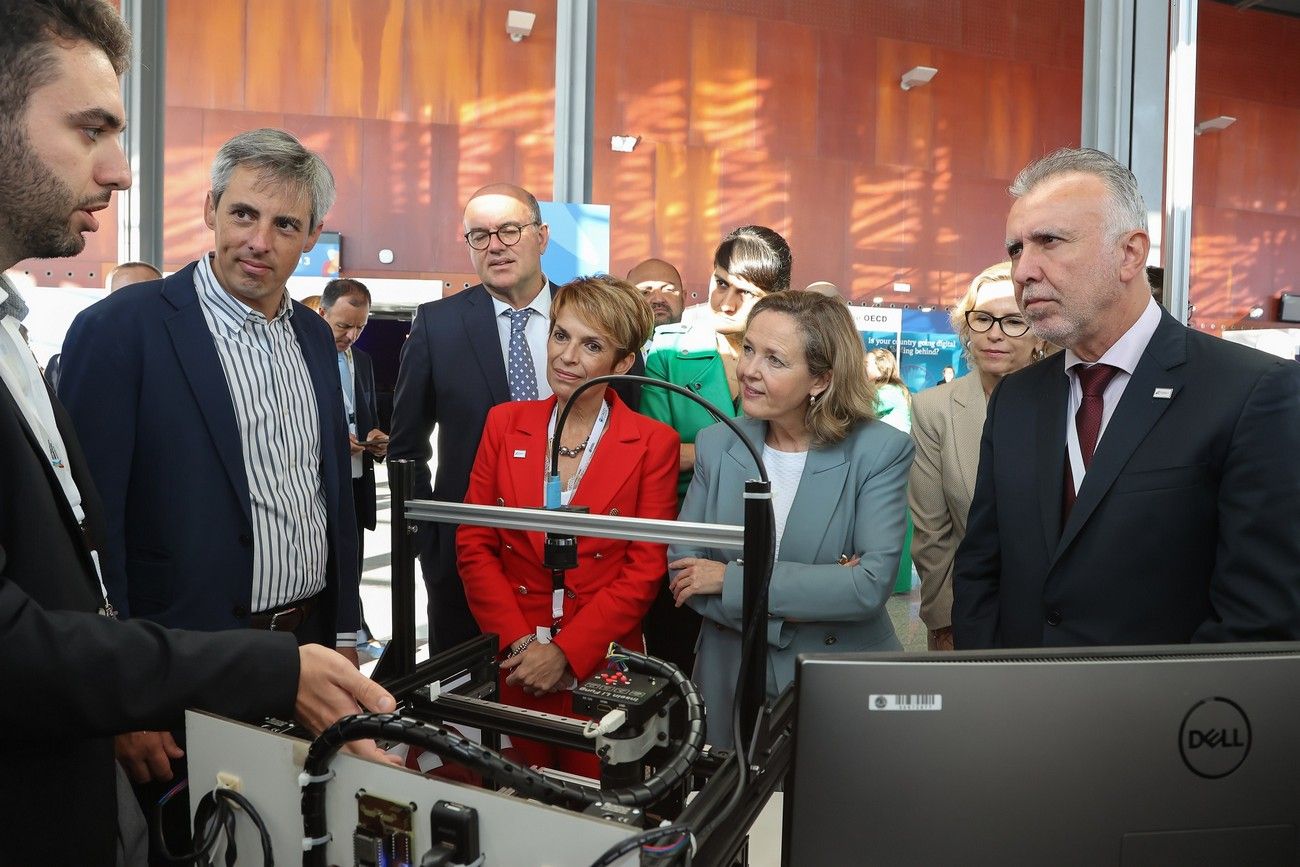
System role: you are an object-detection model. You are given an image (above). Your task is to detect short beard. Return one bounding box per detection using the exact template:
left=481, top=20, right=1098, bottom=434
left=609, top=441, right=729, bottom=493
left=0, top=121, right=88, bottom=261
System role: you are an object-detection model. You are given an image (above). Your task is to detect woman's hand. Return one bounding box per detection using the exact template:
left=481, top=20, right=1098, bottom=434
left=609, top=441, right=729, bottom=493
left=668, top=557, right=727, bottom=606
left=501, top=641, right=571, bottom=696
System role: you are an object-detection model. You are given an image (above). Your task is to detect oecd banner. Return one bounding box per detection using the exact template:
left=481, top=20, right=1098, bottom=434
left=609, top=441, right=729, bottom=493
left=852, top=306, right=966, bottom=394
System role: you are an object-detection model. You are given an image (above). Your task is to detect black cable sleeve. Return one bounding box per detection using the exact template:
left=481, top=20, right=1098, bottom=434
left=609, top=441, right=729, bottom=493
left=302, top=650, right=707, bottom=866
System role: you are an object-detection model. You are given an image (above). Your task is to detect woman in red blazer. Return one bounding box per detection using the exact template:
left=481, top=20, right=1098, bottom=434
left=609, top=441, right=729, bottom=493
left=458, top=274, right=680, bottom=776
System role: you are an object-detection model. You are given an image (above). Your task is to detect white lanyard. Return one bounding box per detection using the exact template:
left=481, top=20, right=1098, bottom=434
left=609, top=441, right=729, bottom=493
left=541, top=398, right=610, bottom=629
left=544, top=398, right=610, bottom=507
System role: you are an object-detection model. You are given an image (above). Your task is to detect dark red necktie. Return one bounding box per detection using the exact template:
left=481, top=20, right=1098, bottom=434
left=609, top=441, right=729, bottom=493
left=1063, top=363, right=1120, bottom=520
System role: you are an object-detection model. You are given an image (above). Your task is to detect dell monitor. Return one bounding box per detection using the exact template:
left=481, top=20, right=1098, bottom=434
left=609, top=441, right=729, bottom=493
left=784, top=644, right=1300, bottom=866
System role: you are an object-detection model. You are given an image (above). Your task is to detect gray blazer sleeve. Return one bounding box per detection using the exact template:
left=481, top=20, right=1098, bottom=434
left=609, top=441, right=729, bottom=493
left=673, top=420, right=914, bottom=645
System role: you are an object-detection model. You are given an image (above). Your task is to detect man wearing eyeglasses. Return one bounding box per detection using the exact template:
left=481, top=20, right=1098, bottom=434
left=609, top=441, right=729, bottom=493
left=628, top=258, right=686, bottom=329
left=952, top=148, right=1300, bottom=651
left=390, top=183, right=644, bottom=653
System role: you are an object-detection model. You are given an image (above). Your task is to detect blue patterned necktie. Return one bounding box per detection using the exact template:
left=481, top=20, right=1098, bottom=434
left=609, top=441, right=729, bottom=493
left=504, top=307, right=539, bottom=400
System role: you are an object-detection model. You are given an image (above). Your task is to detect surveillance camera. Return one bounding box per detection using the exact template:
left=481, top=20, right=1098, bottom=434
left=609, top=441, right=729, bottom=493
left=900, top=66, right=938, bottom=91
left=506, top=10, right=535, bottom=42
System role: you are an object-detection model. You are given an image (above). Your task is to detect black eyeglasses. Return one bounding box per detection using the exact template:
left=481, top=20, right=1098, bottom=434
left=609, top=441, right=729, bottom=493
left=966, top=310, right=1031, bottom=337
left=464, top=221, right=539, bottom=251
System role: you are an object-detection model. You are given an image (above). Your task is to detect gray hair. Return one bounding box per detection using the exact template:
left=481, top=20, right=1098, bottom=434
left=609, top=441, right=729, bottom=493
left=209, top=129, right=336, bottom=231
left=1009, top=147, right=1146, bottom=239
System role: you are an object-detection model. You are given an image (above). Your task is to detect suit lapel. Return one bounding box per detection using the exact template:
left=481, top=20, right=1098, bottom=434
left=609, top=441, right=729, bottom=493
left=161, top=270, right=253, bottom=524
left=950, top=373, right=986, bottom=504
left=1054, top=313, right=1186, bottom=559
left=1034, top=358, right=1070, bottom=556
left=464, top=286, right=512, bottom=405
left=0, top=379, right=100, bottom=590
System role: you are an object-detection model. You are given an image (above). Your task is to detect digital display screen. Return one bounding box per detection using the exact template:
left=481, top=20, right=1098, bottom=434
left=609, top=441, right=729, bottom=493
left=294, top=231, right=341, bottom=279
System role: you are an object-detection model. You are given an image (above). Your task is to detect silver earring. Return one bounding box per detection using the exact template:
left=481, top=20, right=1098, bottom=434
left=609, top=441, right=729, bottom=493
left=809, top=393, right=818, bottom=405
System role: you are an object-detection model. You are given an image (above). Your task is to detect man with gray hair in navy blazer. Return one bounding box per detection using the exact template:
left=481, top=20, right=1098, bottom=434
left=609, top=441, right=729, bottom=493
left=953, top=147, right=1300, bottom=649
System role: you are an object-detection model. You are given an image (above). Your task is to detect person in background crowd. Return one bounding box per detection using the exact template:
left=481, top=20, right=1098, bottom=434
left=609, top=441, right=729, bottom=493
left=45, top=259, right=161, bottom=390
left=866, top=347, right=911, bottom=434
left=937, top=364, right=955, bottom=385
left=804, top=280, right=844, bottom=300
left=457, top=275, right=678, bottom=775
left=640, top=224, right=792, bottom=675
left=319, top=277, right=388, bottom=655
left=628, top=257, right=685, bottom=328
left=389, top=183, right=645, bottom=655
left=301, top=293, right=322, bottom=311
left=0, top=4, right=392, bottom=863
left=866, top=347, right=915, bottom=595
left=908, top=263, right=1047, bottom=650
left=954, top=147, right=1300, bottom=649
left=669, top=291, right=913, bottom=749
left=108, top=259, right=161, bottom=293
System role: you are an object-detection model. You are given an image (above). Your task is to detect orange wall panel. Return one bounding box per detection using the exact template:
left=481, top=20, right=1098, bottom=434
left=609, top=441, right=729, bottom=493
left=687, top=12, right=758, bottom=151
left=324, top=0, right=406, bottom=120
left=245, top=0, right=328, bottom=115
left=165, top=0, right=247, bottom=109
left=403, top=0, right=484, bottom=125
left=754, top=20, right=818, bottom=160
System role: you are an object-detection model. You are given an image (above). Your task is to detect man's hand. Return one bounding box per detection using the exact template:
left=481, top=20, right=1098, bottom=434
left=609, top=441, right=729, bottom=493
left=348, top=434, right=366, bottom=456
left=295, top=644, right=397, bottom=765
left=364, top=429, right=389, bottom=458
left=115, top=730, right=184, bottom=784
left=501, top=642, right=570, bottom=696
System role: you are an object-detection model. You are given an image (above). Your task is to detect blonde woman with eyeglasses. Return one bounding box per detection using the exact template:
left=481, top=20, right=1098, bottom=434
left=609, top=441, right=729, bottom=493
left=907, top=263, right=1047, bottom=649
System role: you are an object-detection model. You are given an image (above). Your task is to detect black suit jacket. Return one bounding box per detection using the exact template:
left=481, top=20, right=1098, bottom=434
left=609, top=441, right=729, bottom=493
left=352, top=346, right=380, bottom=530
left=58, top=264, right=360, bottom=639
left=388, top=282, right=643, bottom=651
left=953, top=310, right=1300, bottom=649
left=0, top=365, right=298, bottom=865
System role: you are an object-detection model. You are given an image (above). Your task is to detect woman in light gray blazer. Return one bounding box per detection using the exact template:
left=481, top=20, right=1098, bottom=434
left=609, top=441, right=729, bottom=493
left=669, top=291, right=914, bottom=749
left=909, top=263, right=1046, bottom=649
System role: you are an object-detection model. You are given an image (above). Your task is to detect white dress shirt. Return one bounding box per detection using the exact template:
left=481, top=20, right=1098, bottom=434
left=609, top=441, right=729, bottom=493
left=1063, top=296, right=1163, bottom=492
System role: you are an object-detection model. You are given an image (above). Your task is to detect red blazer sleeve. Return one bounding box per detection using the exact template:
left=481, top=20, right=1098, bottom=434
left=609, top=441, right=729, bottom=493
left=456, top=405, right=533, bottom=652
left=553, top=408, right=680, bottom=678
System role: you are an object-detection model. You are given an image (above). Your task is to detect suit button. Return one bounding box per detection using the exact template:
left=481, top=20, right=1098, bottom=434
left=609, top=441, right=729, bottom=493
left=609, top=508, right=620, bottom=516
left=238, top=534, right=252, bottom=546
left=232, top=604, right=248, bottom=618
left=496, top=498, right=505, bottom=506
left=714, top=623, right=725, bottom=631
left=1046, top=610, right=1062, bottom=626
left=517, top=585, right=529, bottom=595
left=824, top=634, right=837, bottom=646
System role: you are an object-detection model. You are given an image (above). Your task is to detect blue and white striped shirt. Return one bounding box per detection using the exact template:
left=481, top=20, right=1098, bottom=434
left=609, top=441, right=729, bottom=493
left=192, top=255, right=333, bottom=626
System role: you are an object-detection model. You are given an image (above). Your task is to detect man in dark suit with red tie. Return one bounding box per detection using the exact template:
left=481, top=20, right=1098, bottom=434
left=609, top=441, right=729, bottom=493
left=953, top=147, right=1300, bottom=649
